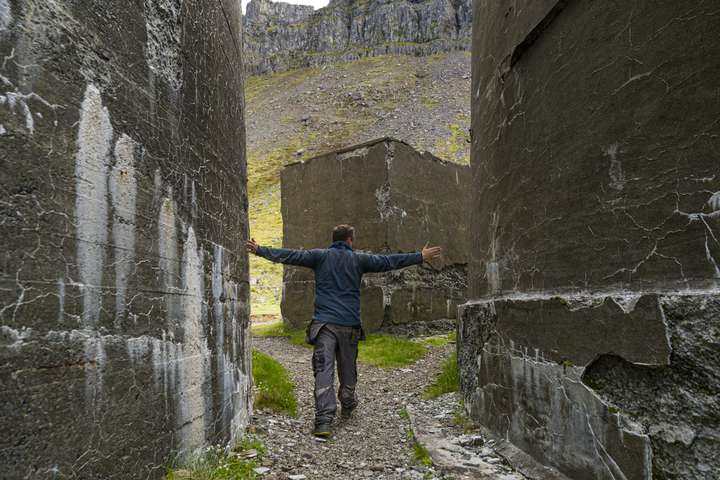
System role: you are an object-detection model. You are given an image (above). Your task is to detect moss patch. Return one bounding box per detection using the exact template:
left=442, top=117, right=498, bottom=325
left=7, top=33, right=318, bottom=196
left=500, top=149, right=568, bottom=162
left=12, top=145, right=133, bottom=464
left=434, top=115, right=471, bottom=164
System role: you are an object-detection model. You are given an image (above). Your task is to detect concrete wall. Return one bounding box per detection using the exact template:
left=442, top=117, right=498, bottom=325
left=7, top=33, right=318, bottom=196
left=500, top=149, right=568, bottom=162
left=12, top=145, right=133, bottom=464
left=460, top=1, right=720, bottom=479
left=0, top=1, right=251, bottom=479
left=281, top=138, right=469, bottom=332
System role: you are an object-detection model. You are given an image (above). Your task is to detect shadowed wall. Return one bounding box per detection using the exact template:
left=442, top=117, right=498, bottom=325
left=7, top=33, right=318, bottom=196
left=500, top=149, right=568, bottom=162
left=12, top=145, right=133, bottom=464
left=460, top=1, right=720, bottom=479
left=0, top=1, right=251, bottom=478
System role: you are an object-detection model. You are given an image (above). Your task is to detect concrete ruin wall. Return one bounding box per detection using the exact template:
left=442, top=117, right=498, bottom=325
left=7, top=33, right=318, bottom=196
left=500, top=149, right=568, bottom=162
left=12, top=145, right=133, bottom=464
left=0, top=1, right=251, bottom=478
left=459, top=1, right=719, bottom=479
left=281, top=138, right=470, bottom=332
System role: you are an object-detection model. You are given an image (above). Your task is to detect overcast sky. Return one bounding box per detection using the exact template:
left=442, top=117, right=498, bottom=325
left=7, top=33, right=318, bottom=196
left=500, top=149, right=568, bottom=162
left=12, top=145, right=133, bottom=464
left=241, top=0, right=330, bottom=13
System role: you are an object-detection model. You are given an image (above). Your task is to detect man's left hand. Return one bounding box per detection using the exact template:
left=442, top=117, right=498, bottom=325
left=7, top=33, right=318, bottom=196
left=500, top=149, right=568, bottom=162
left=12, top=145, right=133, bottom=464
left=422, top=243, right=443, bottom=262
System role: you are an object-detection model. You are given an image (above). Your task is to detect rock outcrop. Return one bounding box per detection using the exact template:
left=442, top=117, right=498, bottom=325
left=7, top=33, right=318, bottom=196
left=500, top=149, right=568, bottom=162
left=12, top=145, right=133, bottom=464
left=280, top=138, right=469, bottom=332
left=0, top=1, right=251, bottom=478
left=460, top=1, right=720, bottom=479
left=243, top=0, right=472, bottom=74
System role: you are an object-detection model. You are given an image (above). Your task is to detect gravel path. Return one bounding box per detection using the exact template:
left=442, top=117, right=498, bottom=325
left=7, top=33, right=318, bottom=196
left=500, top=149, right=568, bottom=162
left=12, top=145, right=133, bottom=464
left=252, top=335, right=449, bottom=479
left=251, top=335, right=523, bottom=480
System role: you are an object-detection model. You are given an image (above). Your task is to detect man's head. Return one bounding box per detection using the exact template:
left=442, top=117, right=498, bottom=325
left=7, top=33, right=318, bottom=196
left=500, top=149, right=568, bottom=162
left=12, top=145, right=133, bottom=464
left=332, top=224, right=355, bottom=246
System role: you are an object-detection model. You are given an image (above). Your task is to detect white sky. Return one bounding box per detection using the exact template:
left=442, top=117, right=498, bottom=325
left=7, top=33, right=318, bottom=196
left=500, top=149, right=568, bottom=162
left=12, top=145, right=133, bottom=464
left=242, top=0, right=330, bottom=14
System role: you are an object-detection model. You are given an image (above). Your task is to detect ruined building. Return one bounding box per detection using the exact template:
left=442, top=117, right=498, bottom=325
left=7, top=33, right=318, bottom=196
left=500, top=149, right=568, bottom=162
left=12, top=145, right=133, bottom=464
left=459, top=1, right=720, bottom=479
left=281, top=138, right=469, bottom=332
left=243, top=0, right=472, bottom=74
left=0, top=1, right=251, bottom=478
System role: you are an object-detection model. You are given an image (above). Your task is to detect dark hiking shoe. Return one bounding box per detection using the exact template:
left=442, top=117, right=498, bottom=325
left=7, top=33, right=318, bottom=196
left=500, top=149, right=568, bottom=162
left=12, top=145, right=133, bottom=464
left=313, top=422, right=332, bottom=438
left=340, top=406, right=356, bottom=419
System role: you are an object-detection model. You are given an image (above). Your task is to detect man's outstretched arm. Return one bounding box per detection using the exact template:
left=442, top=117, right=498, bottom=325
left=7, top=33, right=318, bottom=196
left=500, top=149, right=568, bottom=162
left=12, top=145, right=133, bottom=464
left=246, top=238, right=320, bottom=268
left=359, top=243, right=443, bottom=273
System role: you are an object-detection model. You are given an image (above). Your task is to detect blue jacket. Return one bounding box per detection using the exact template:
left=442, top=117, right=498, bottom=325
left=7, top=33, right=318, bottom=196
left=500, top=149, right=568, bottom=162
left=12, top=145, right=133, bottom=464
left=256, top=241, right=423, bottom=327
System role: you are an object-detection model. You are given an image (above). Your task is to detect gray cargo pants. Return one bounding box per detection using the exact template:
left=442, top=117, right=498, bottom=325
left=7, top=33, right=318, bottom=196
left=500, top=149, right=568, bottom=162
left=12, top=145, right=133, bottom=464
left=306, top=321, right=362, bottom=425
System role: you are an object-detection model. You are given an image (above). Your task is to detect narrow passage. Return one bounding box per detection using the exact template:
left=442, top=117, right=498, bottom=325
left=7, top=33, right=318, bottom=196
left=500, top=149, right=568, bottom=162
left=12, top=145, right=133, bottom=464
left=251, top=335, right=525, bottom=480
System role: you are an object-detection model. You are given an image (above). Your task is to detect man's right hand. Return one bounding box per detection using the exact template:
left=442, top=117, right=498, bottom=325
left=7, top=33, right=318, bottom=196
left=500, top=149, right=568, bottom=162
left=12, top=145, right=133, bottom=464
left=246, top=238, right=259, bottom=255
left=422, top=243, right=443, bottom=263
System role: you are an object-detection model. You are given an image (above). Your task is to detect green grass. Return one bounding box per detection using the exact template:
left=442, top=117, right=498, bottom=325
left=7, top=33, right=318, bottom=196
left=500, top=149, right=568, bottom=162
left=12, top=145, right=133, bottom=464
left=423, top=352, right=459, bottom=400
left=252, top=350, right=298, bottom=417
left=358, top=334, right=428, bottom=368
left=164, top=437, right=265, bottom=480
left=252, top=321, right=428, bottom=368
left=422, top=331, right=456, bottom=347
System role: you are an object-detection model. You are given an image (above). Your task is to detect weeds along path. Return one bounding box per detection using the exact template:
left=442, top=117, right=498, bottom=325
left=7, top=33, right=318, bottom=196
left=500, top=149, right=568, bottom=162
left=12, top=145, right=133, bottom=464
left=251, top=335, right=453, bottom=480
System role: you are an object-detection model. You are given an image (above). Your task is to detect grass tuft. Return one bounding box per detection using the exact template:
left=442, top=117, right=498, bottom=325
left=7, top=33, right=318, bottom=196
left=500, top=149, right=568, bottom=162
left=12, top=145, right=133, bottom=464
left=406, top=428, right=433, bottom=467
left=252, top=350, right=298, bottom=417
left=413, top=442, right=433, bottom=467
left=423, top=352, right=459, bottom=399
left=164, top=437, right=265, bottom=480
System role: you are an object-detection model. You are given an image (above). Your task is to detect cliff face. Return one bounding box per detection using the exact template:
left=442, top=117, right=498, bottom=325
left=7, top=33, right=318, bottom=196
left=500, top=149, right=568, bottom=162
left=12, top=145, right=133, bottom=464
left=243, top=0, right=472, bottom=74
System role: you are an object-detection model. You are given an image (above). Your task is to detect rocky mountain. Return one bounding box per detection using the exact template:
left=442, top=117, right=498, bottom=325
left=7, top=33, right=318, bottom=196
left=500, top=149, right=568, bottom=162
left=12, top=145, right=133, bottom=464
left=243, top=0, right=472, bottom=74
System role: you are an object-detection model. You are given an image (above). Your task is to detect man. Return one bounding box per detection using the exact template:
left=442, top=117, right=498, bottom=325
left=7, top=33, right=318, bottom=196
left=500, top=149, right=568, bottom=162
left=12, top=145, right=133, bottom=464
left=246, top=224, right=442, bottom=437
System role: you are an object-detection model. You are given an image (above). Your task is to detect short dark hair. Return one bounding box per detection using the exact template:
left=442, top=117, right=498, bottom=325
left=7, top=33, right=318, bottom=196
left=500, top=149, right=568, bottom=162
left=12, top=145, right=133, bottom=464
left=332, top=224, right=355, bottom=242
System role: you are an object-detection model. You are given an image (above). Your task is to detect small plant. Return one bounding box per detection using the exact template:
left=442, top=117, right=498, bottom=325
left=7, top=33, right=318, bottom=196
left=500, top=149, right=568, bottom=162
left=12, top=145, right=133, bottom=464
left=413, top=441, right=433, bottom=467
left=165, top=436, right=266, bottom=480
left=406, top=429, right=433, bottom=467
left=423, top=353, right=459, bottom=399
left=399, top=407, right=410, bottom=420
left=608, top=405, right=621, bottom=415
left=561, top=359, right=574, bottom=369
left=252, top=350, right=298, bottom=417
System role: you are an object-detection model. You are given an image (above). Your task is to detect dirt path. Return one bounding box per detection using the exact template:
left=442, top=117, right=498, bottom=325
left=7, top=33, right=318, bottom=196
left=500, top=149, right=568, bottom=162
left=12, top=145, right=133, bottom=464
left=251, top=336, right=522, bottom=480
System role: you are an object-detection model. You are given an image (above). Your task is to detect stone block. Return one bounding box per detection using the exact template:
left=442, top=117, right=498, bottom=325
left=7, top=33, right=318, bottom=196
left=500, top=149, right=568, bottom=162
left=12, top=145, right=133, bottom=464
left=281, top=138, right=469, bottom=331
left=462, top=1, right=720, bottom=477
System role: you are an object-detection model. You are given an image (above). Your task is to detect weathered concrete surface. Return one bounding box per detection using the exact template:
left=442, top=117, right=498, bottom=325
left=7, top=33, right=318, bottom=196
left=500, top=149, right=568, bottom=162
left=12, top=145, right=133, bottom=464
left=281, top=138, right=469, bottom=331
left=461, top=1, right=720, bottom=479
left=494, top=295, right=671, bottom=366
left=0, top=1, right=251, bottom=479
left=470, top=0, right=720, bottom=297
